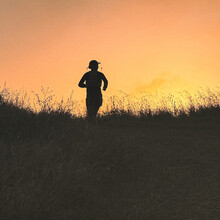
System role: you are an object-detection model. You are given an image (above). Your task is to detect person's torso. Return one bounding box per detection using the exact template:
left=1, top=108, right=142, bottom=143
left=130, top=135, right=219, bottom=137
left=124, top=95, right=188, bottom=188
left=86, top=71, right=102, bottom=88
left=85, top=71, right=103, bottom=98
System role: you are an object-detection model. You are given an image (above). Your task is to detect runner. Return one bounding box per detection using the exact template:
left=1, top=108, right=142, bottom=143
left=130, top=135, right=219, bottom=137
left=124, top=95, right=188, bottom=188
left=78, top=60, right=108, bottom=120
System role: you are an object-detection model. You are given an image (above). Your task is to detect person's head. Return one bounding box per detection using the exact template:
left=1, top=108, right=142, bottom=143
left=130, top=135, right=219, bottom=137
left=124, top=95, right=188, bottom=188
left=88, top=60, right=100, bottom=70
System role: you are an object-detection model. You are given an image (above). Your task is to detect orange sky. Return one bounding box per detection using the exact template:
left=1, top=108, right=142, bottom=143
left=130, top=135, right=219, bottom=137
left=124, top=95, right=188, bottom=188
left=1, top=0, right=220, bottom=100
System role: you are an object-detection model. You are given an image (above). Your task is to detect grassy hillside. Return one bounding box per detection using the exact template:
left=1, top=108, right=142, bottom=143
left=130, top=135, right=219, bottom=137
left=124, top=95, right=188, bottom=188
left=0, top=94, right=220, bottom=219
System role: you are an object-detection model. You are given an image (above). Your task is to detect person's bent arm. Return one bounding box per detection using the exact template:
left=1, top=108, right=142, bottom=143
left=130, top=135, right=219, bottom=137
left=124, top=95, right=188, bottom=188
left=101, top=74, right=108, bottom=91
left=78, top=74, right=87, bottom=88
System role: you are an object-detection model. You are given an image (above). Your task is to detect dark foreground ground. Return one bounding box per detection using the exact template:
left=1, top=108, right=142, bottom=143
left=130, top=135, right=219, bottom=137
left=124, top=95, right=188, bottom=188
left=0, top=103, right=220, bottom=219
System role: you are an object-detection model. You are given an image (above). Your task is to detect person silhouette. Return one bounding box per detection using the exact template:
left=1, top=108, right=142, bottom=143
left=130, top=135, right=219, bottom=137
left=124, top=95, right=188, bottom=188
left=78, top=60, right=108, bottom=120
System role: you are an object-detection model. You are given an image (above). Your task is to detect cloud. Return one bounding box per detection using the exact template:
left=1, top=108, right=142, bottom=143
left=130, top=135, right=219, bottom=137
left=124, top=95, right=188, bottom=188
left=132, top=73, right=192, bottom=95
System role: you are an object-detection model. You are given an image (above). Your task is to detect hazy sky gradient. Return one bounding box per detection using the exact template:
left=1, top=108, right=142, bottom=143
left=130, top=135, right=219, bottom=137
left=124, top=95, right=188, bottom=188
left=1, top=0, right=220, bottom=99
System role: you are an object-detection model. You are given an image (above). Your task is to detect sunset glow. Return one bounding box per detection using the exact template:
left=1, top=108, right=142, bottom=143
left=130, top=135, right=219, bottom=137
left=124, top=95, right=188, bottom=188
left=1, top=0, right=220, bottom=108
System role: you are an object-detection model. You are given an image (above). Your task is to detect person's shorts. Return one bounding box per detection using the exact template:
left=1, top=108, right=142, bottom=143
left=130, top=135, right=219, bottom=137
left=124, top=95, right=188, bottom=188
left=86, top=94, right=102, bottom=108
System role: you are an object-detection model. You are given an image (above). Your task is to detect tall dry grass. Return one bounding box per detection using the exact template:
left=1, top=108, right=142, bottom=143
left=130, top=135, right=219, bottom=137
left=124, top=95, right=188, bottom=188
left=1, top=83, right=220, bottom=117
left=0, top=84, right=220, bottom=219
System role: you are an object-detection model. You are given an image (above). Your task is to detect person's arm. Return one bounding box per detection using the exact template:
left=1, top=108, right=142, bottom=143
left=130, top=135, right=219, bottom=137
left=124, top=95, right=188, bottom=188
left=100, top=73, right=108, bottom=91
left=78, top=73, right=87, bottom=88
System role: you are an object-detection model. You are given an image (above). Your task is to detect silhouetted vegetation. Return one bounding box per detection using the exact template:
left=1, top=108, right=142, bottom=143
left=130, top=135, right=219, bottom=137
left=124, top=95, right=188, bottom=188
left=0, top=88, right=220, bottom=219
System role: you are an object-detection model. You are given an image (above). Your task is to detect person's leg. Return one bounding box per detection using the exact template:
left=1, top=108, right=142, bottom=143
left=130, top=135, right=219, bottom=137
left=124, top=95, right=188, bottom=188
left=94, top=105, right=100, bottom=117
left=94, top=95, right=102, bottom=118
left=86, top=103, right=96, bottom=122
left=86, top=95, right=102, bottom=120
left=86, top=99, right=92, bottom=119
